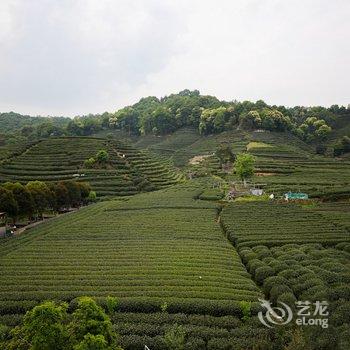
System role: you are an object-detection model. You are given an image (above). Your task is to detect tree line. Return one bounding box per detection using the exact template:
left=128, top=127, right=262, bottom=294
left=2, top=90, right=350, bottom=155
left=107, top=90, right=341, bottom=140
left=0, top=180, right=96, bottom=223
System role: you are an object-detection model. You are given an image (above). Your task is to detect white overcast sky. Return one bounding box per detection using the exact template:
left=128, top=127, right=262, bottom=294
left=0, top=0, right=349, bottom=116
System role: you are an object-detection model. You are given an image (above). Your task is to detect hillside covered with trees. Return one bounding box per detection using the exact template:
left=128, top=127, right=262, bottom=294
left=1, top=90, right=350, bottom=157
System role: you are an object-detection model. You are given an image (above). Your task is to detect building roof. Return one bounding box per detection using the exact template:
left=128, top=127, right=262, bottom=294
left=285, top=192, right=308, bottom=199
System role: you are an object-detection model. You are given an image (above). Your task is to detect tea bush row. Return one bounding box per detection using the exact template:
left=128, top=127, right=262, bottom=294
left=221, top=202, right=350, bottom=247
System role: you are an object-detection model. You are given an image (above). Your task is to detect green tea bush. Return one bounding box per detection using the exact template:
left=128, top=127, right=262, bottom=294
left=276, top=292, right=297, bottom=308
left=255, top=266, right=275, bottom=285
left=263, top=276, right=289, bottom=296
left=267, top=260, right=289, bottom=273
left=270, top=285, right=294, bottom=304
left=299, top=285, right=328, bottom=301
left=247, top=259, right=266, bottom=275
left=198, top=189, right=224, bottom=201
left=292, top=277, right=324, bottom=296
left=184, top=336, right=206, bottom=350
left=238, top=248, right=258, bottom=264
left=328, top=285, right=350, bottom=301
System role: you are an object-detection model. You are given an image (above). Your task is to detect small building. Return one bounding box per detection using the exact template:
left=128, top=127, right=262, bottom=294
left=251, top=188, right=264, bottom=196
left=284, top=192, right=309, bottom=201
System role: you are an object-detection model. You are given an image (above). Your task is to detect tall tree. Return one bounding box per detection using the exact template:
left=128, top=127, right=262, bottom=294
left=25, top=181, right=50, bottom=219
left=0, top=187, right=18, bottom=223
left=234, top=153, right=255, bottom=187
left=6, top=301, right=69, bottom=350
left=3, top=182, right=34, bottom=220
left=69, top=297, right=117, bottom=348
left=63, top=181, right=82, bottom=207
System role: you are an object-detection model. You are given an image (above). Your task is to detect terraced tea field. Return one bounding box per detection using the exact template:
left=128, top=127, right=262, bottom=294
left=1, top=128, right=349, bottom=349
left=241, top=132, right=350, bottom=197
left=124, top=128, right=250, bottom=167
left=252, top=158, right=350, bottom=197
left=0, top=137, right=181, bottom=197
left=221, top=202, right=350, bottom=248
left=125, top=128, right=350, bottom=198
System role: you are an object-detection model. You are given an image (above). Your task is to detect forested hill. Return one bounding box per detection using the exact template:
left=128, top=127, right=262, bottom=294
left=0, top=111, right=70, bottom=133
left=1, top=90, right=350, bottom=156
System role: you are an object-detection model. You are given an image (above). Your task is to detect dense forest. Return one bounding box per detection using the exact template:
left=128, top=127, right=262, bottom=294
left=1, top=90, right=350, bottom=156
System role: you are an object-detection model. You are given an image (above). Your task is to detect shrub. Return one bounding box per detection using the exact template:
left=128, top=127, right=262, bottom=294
left=276, top=292, right=297, bottom=309
left=239, top=249, right=257, bottom=264
left=263, top=276, right=289, bottom=296
left=105, top=296, right=119, bottom=314
left=328, top=285, right=350, bottom=301
left=339, top=243, right=350, bottom=253
left=251, top=245, right=269, bottom=253
left=317, top=269, right=343, bottom=284
left=268, top=260, right=289, bottom=273
left=164, top=324, right=186, bottom=350
left=278, top=268, right=305, bottom=280
left=270, top=285, right=294, bottom=304
left=255, top=266, right=275, bottom=285
left=247, top=259, right=265, bottom=275
left=121, top=334, right=167, bottom=350
left=299, top=285, right=328, bottom=301
left=96, top=150, right=109, bottom=163
left=239, top=301, right=251, bottom=322
left=256, top=250, right=272, bottom=259
left=284, top=329, right=309, bottom=350
left=88, top=190, right=97, bottom=202
left=84, top=157, right=96, bottom=168
left=198, top=189, right=224, bottom=201
left=280, top=259, right=299, bottom=267
left=184, top=337, right=206, bottom=350
left=292, top=277, right=324, bottom=296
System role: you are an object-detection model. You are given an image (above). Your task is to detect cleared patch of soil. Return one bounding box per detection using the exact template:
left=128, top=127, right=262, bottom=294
left=189, top=154, right=212, bottom=165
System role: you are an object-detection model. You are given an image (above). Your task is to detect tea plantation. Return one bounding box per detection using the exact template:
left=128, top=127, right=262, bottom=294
left=0, top=184, right=272, bottom=348
left=126, top=128, right=350, bottom=198
left=220, top=201, right=350, bottom=349
left=0, top=137, right=181, bottom=197
left=1, top=131, right=350, bottom=349
left=245, top=132, right=350, bottom=197
left=220, top=202, right=350, bottom=248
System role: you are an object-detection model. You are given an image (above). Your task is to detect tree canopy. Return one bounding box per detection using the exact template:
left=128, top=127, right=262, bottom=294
left=2, top=297, right=122, bottom=350
left=2, top=90, right=349, bottom=155
left=0, top=181, right=94, bottom=223
left=234, top=153, right=255, bottom=185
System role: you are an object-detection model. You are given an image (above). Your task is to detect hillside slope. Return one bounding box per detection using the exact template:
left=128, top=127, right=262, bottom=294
left=0, top=184, right=266, bottom=348
left=99, top=127, right=315, bottom=166
left=0, top=137, right=182, bottom=197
